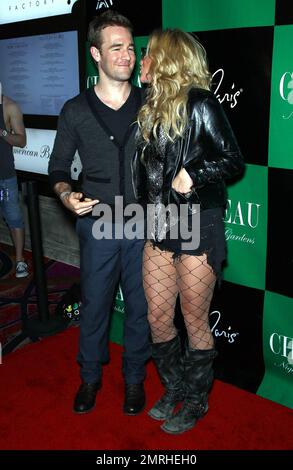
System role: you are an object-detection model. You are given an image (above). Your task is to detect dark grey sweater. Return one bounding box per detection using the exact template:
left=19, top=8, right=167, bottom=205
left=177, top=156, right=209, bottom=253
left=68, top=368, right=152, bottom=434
left=48, top=86, right=144, bottom=205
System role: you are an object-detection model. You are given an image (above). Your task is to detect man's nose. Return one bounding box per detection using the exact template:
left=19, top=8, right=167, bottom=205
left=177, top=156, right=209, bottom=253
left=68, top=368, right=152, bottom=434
left=121, top=48, right=131, bottom=60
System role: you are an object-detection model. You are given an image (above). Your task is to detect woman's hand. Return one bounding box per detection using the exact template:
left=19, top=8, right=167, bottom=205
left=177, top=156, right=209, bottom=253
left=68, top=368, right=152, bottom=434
left=172, top=168, right=193, bottom=194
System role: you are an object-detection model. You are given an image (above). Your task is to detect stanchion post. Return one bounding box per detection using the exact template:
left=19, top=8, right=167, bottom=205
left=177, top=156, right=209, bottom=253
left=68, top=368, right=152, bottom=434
left=23, top=180, right=69, bottom=336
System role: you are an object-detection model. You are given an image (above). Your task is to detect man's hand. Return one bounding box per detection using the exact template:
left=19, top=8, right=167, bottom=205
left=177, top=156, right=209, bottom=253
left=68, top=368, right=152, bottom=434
left=62, top=192, right=99, bottom=216
left=172, top=168, right=193, bottom=194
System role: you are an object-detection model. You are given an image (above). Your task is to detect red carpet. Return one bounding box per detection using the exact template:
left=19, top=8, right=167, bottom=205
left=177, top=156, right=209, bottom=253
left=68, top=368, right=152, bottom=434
left=0, top=327, right=292, bottom=451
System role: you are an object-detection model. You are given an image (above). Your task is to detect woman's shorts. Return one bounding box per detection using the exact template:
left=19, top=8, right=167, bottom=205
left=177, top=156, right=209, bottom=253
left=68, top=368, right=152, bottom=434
left=149, top=207, right=226, bottom=277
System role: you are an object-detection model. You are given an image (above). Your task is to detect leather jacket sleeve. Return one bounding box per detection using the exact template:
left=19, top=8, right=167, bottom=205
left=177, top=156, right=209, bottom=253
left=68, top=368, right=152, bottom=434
left=131, top=148, right=147, bottom=201
left=183, top=94, right=244, bottom=188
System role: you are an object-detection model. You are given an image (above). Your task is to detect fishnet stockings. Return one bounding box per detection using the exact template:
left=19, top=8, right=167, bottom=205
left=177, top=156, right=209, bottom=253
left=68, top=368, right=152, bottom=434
left=143, top=241, right=216, bottom=349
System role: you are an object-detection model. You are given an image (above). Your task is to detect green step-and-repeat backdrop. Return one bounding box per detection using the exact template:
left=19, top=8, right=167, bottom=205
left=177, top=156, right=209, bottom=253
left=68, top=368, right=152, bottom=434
left=85, top=0, right=293, bottom=409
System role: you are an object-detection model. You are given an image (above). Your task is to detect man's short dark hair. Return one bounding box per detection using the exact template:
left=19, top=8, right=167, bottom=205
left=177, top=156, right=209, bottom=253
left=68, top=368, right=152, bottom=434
left=88, top=10, right=133, bottom=49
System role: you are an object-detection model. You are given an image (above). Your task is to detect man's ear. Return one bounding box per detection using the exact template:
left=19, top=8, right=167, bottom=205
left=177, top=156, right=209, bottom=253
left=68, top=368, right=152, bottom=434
left=90, top=46, right=100, bottom=63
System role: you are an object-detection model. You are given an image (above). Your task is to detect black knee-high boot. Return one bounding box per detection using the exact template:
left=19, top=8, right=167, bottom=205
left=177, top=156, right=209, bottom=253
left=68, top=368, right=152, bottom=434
left=148, top=336, right=185, bottom=420
left=161, top=346, right=217, bottom=434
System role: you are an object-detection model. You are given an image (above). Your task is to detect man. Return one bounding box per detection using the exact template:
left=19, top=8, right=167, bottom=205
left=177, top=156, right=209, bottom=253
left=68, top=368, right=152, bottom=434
left=0, top=94, right=28, bottom=278
left=48, top=10, right=149, bottom=416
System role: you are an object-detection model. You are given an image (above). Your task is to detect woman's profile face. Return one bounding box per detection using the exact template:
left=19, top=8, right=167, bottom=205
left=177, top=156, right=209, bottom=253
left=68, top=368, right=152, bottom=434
left=140, top=53, right=152, bottom=84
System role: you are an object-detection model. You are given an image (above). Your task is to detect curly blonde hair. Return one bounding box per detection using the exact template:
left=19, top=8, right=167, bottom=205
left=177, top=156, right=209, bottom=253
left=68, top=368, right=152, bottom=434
left=138, top=28, right=211, bottom=142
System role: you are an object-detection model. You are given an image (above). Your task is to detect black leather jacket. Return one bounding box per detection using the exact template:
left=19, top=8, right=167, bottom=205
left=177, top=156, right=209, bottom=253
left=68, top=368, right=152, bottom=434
left=132, top=87, right=244, bottom=212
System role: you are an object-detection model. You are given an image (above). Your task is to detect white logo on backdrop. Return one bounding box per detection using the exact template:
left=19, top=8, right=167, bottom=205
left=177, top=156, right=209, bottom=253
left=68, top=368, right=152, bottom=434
left=279, top=72, right=293, bottom=119
left=212, top=68, right=243, bottom=108
left=87, top=76, right=99, bottom=88
left=96, top=0, right=114, bottom=9
left=224, top=199, right=261, bottom=245
left=0, top=0, right=78, bottom=25
left=113, top=285, right=125, bottom=315
left=269, top=333, right=293, bottom=375
left=71, top=152, right=82, bottom=181
left=209, top=310, right=240, bottom=344
left=13, top=128, right=56, bottom=174
left=40, top=145, right=51, bottom=159
left=13, top=128, right=82, bottom=179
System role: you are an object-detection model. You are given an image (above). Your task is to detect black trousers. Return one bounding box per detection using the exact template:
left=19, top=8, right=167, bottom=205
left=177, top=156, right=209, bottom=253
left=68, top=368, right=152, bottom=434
left=76, top=216, right=150, bottom=384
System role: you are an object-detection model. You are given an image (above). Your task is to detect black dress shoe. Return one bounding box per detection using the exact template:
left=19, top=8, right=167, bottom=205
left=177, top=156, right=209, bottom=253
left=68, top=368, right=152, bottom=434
left=73, top=381, right=101, bottom=414
left=123, top=383, right=145, bottom=415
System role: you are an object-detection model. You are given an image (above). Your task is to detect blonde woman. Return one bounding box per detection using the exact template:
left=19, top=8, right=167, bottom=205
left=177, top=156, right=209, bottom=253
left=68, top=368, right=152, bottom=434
left=133, top=29, right=244, bottom=434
